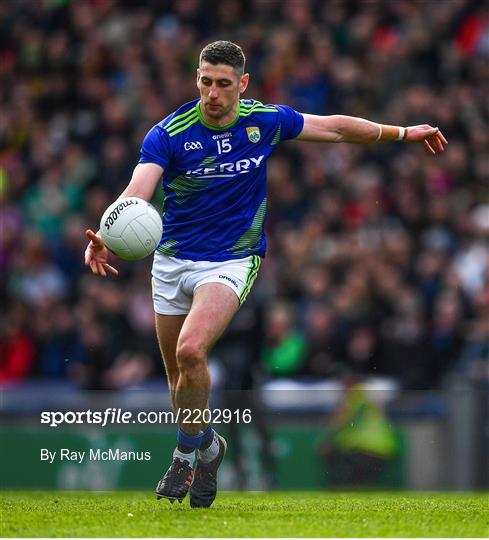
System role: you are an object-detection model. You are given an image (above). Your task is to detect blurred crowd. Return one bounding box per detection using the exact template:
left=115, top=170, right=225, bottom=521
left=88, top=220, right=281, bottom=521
left=1, top=0, right=488, bottom=390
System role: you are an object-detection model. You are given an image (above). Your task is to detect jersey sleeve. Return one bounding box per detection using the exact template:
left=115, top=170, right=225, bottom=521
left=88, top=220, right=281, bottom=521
left=138, top=125, right=172, bottom=169
left=274, top=104, right=305, bottom=141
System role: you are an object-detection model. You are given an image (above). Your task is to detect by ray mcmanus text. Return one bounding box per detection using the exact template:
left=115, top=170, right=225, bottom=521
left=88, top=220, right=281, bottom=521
left=40, top=448, right=152, bottom=464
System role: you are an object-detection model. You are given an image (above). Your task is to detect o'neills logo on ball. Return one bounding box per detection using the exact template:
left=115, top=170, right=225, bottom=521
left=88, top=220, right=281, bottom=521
left=104, top=199, right=138, bottom=230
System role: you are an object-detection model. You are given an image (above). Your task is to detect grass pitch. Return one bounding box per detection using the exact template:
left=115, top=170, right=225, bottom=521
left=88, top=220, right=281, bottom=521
left=1, top=491, right=487, bottom=537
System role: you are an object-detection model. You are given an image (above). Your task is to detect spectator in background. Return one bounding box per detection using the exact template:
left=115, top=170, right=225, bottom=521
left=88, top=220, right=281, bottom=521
left=262, top=301, right=308, bottom=378
left=317, top=370, right=400, bottom=487
left=33, top=302, right=85, bottom=380
left=0, top=303, right=35, bottom=383
left=302, top=302, right=338, bottom=378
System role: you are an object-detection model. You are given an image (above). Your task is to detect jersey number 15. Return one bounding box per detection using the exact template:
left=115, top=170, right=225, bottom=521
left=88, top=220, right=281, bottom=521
left=216, top=138, right=232, bottom=154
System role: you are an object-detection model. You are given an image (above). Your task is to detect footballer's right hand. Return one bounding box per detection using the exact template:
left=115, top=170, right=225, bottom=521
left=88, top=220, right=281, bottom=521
left=84, top=229, right=119, bottom=277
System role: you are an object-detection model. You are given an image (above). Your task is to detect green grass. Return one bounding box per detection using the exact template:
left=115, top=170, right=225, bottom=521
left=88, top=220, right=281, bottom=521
left=1, top=491, right=487, bottom=537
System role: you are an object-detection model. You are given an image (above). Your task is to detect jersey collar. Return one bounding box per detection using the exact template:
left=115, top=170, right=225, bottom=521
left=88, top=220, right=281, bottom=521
left=196, top=100, right=241, bottom=130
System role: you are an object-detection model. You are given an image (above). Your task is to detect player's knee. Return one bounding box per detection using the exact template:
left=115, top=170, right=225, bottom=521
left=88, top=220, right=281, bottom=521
left=176, top=339, right=206, bottom=375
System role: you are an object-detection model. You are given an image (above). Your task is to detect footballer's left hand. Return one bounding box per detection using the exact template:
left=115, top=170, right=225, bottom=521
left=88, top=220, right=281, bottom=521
left=405, top=124, right=448, bottom=155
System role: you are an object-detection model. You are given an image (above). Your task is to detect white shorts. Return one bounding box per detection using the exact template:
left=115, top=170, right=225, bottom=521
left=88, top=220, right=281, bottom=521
left=151, top=252, right=261, bottom=315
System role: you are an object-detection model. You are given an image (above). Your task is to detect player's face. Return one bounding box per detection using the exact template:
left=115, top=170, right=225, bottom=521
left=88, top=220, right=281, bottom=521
left=197, top=62, right=249, bottom=125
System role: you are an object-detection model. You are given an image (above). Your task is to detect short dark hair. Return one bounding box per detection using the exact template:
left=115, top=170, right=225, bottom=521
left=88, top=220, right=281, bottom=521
left=199, top=41, right=245, bottom=75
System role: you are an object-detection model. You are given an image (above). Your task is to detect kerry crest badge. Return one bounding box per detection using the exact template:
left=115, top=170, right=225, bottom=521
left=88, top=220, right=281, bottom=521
left=246, top=126, right=261, bottom=143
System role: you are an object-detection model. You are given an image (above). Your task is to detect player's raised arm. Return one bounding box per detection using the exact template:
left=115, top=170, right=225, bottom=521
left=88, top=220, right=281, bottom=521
left=84, top=162, right=163, bottom=277
left=297, top=114, right=448, bottom=155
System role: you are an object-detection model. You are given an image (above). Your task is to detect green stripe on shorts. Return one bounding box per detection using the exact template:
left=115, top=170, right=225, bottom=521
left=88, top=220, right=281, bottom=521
left=239, top=255, right=261, bottom=304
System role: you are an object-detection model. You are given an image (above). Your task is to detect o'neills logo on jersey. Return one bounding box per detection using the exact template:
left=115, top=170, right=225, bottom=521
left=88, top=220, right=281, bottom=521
left=246, top=126, right=260, bottom=143
left=186, top=155, right=265, bottom=176
left=104, top=199, right=138, bottom=230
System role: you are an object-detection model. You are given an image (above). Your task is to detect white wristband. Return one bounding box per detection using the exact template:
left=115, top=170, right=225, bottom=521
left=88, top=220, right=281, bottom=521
left=397, top=127, right=406, bottom=141
left=375, top=124, right=382, bottom=142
